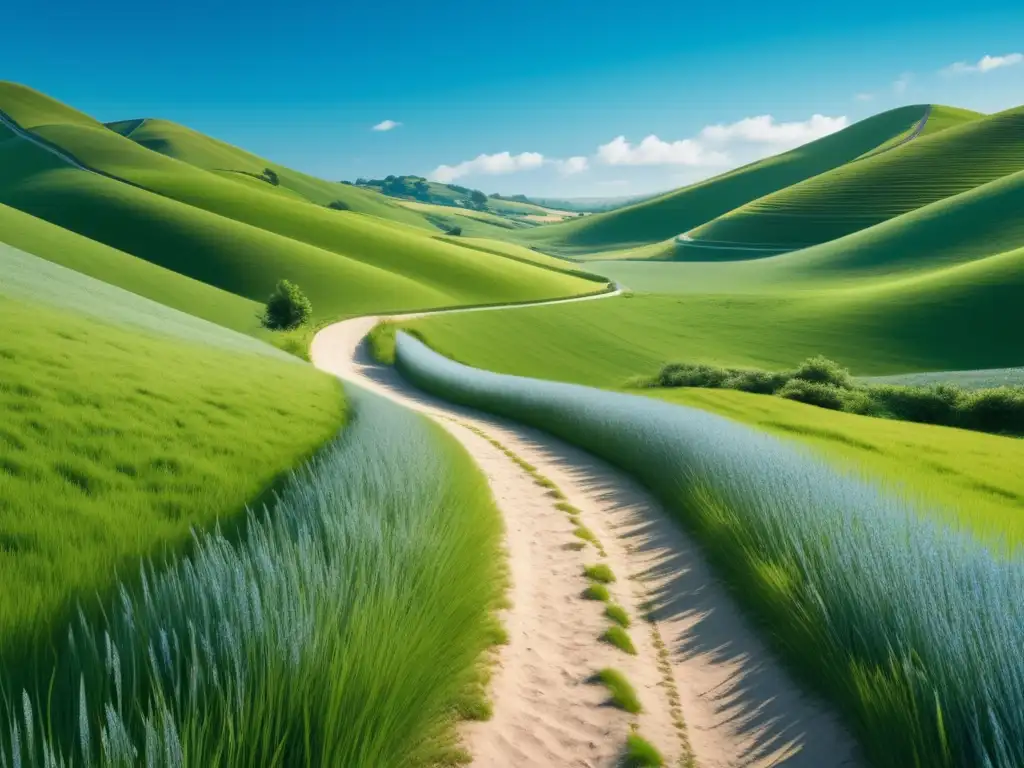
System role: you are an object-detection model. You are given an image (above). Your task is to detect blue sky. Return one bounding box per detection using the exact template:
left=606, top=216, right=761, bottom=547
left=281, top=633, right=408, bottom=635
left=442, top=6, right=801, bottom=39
left=4, top=0, right=1023, bottom=196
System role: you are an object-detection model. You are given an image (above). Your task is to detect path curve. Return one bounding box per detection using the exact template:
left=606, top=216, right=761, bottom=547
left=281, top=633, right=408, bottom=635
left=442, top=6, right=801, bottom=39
left=310, top=296, right=862, bottom=768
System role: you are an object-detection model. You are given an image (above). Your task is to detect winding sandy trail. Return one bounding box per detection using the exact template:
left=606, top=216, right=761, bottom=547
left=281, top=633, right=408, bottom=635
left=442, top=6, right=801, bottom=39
left=311, top=302, right=862, bottom=767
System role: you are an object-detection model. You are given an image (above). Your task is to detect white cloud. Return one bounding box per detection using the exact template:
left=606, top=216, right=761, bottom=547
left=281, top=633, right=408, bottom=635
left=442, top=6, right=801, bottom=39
left=555, top=156, right=589, bottom=175
left=892, top=72, right=913, bottom=94
left=699, top=114, right=848, bottom=145
left=596, top=135, right=728, bottom=167
left=372, top=120, right=401, bottom=132
left=944, top=52, right=1023, bottom=75
left=855, top=92, right=875, bottom=102
left=429, top=151, right=545, bottom=183
left=596, top=113, right=846, bottom=168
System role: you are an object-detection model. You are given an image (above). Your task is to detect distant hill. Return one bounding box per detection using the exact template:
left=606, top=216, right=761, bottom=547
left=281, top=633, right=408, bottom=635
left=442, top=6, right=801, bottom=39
left=508, top=105, right=967, bottom=257
left=350, top=175, right=580, bottom=222
left=519, top=194, right=662, bottom=213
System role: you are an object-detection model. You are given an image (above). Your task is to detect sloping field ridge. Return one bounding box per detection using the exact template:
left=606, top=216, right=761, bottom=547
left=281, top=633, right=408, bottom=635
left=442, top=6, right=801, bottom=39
left=690, top=105, right=1024, bottom=250
left=394, top=332, right=1024, bottom=768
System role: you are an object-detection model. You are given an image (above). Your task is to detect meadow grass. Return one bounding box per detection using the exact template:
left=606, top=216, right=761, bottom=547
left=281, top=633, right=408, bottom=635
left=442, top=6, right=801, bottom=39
left=395, top=332, right=1024, bottom=767
left=594, top=669, right=642, bottom=714
left=401, top=268, right=1024, bottom=383
left=601, top=626, right=637, bottom=655
left=0, top=289, right=344, bottom=660
left=605, top=604, right=631, bottom=628
left=584, top=564, right=616, bottom=583
left=623, top=732, right=664, bottom=767
left=0, top=386, right=504, bottom=767
left=640, top=387, right=1024, bottom=547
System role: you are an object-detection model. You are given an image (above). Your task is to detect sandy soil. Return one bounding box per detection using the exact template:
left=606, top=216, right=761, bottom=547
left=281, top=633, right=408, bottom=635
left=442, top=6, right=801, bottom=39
left=311, top=314, right=862, bottom=768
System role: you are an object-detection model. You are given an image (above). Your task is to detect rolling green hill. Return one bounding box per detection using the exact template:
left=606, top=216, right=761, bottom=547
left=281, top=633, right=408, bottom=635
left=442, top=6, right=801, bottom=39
left=110, top=117, right=432, bottom=227
left=687, top=105, right=1020, bottom=252
left=0, top=82, right=600, bottom=335
left=352, top=175, right=571, bottom=219
left=595, top=165, right=1024, bottom=292
left=508, top=105, right=939, bottom=256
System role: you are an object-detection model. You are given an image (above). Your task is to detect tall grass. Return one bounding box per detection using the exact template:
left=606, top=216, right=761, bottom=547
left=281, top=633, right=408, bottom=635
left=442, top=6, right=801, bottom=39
left=395, top=331, right=1024, bottom=767
left=0, top=386, right=503, bottom=767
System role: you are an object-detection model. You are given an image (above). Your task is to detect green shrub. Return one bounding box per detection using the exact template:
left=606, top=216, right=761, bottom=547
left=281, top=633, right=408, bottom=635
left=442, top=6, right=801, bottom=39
left=327, top=200, right=350, bottom=211
left=594, top=668, right=641, bottom=713
left=574, top=525, right=599, bottom=544
left=583, top=584, right=609, bottom=601
left=777, top=379, right=847, bottom=411
left=584, top=563, right=616, bottom=583
left=793, top=355, right=853, bottom=389
left=447, top=225, right=463, bottom=236
left=624, top=732, right=664, bottom=767
left=601, top=625, right=637, bottom=654
left=262, top=279, right=312, bottom=331
left=656, top=362, right=730, bottom=388
left=957, top=387, right=1024, bottom=435
left=605, top=603, right=630, bottom=627
left=871, top=384, right=961, bottom=425
left=723, top=368, right=792, bottom=394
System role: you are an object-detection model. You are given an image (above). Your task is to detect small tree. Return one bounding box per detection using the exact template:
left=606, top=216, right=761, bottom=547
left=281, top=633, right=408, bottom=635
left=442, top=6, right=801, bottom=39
left=470, top=189, right=488, bottom=210
left=327, top=200, right=350, bottom=211
left=262, top=279, right=312, bottom=330
left=446, top=225, right=462, bottom=236
left=263, top=168, right=280, bottom=186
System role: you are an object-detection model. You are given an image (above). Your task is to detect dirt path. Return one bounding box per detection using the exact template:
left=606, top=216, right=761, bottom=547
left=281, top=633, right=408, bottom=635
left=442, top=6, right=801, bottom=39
left=311, top=316, right=862, bottom=768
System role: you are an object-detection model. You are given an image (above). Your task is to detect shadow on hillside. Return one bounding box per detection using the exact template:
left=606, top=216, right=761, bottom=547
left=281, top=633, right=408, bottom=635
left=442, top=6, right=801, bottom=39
left=351, top=338, right=862, bottom=767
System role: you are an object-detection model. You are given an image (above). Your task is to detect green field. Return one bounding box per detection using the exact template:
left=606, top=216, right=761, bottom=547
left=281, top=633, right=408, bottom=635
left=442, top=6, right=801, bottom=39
left=0, top=245, right=344, bottom=648
left=401, top=254, right=1024, bottom=381
left=688, top=106, right=1022, bottom=251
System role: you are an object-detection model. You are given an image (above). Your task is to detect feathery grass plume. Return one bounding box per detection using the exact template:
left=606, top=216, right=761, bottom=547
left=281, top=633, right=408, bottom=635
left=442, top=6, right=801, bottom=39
left=594, top=669, right=641, bottom=713
left=0, top=387, right=502, bottom=767
left=605, top=604, right=631, bottom=628
left=624, top=731, right=664, bottom=767
left=601, top=626, right=637, bottom=655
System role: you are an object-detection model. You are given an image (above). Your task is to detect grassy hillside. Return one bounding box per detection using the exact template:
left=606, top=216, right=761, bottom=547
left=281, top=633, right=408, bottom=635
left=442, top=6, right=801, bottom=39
left=109, top=117, right=432, bottom=227
left=0, top=83, right=599, bottom=332
left=353, top=175, right=572, bottom=220
left=0, top=201, right=264, bottom=333
left=688, top=105, right=1022, bottom=251
left=596, top=166, right=1024, bottom=292
left=0, top=81, right=102, bottom=129
left=509, top=105, right=933, bottom=255
left=0, top=244, right=344, bottom=646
